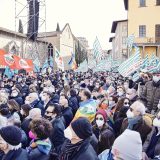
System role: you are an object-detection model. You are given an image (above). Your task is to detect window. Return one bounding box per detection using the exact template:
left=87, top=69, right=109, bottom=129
left=156, top=25, right=160, bottom=37
left=139, top=0, right=146, bottom=7
left=157, top=0, right=160, bottom=5
left=155, top=25, right=160, bottom=42
left=48, top=43, right=53, bottom=57
left=139, top=25, right=146, bottom=37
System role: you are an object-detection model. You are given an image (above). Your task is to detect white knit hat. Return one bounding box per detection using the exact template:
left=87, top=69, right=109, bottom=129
left=112, top=129, right=142, bottom=160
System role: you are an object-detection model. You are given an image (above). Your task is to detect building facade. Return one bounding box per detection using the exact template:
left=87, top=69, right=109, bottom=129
left=38, top=24, right=75, bottom=70
left=77, top=37, right=89, bottom=49
left=109, top=37, right=116, bottom=60
left=111, top=20, right=128, bottom=62
left=124, top=0, right=160, bottom=58
left=0, top=27, right=48, bottom=66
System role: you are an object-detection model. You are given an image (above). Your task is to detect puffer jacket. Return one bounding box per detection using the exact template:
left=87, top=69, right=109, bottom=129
left=141, top=81, right=160, bottom=113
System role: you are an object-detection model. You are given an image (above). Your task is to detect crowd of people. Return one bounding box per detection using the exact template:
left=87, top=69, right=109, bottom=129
left=0, top=69, right=159, bottom=160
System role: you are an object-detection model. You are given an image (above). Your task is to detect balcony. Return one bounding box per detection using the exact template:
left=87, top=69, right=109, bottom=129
left=134, top=37, right=160, bottom=45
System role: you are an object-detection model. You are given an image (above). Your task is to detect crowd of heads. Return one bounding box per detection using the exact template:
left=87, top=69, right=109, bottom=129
left=0, top=70, right=159, bottom=159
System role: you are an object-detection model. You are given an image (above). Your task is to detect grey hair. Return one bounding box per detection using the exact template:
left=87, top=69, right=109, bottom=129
left=131, top=101, right=146, bottom=115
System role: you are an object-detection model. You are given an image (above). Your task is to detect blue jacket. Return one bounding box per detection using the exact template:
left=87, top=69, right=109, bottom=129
left=50, top=117, right=65, bottom=153
left=2, top=149, right=29, bottom=160
left=11, top=96, right=23, bottom=105
left=27, top=139, right=51, bottom=160
left=30, top=100, right=45, bottom=115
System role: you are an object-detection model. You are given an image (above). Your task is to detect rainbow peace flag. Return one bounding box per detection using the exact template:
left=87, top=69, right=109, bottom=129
left=74, top=99, right=98, bottom=123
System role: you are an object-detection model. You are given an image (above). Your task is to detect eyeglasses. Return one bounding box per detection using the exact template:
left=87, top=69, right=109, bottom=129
left=124, top=102, right=130, bottom=105
left=96, top=117, right=104, bottom=121
left=46, top=111, right=53, bottom=114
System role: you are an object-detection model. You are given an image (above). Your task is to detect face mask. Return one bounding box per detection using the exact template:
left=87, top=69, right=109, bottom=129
left=18, top=78, right=22, bottom=82
left=29, top=131, right=37, bottom=140
left=11, top=92, right=18, bottom=97
left=153, top=76, right=160, bottom=83
left=96, top=119, right=104, bottom=127
left=25, top=100, right=30, bottom=104
left=64, top=127, right=73, bottom=140
left=126, top=109, right=134, bottom=119
left=118, top=92, right=124, bottom=97
left=153, top=118, right=160, bottom=128
left=124, top=84, right=129, bottom=89
left=20, top=109, right=24, bottom=115
left=41, top=96, right=47, bottom=101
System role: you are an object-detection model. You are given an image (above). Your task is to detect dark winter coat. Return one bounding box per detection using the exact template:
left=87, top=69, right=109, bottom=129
left=10, top=96, right=23, bottom=105
left=21, top=118, right=32, bottom=136
left=62, top=107, right=73, bottom=128
left=28, top=148, right=49, bottom=160
left=93, top=124, right=115, bottom=154
left=51, top=94, right=60, bottom=104
left=2, top=149, right=29, bottom=160
left=21, top=129, right=28, bottom=148
left=21, top=85, right=29, bottom=98
left=141, top=81, right=160, bottom=112
left=60, top=139, right=99, bottom=160
left=68, top=96, right=79, bottom=115
left=143, top=127, right=160, bottom=159
left=50, top=117, right=65, bottom=153
left=121, top=117, right=152, bottom=144
left=30, top=100, right=45, bottom=115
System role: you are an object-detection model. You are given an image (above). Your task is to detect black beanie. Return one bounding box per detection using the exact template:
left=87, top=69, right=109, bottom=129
left=71, top=117, right=92, bottom=139
left=0, top=126, right=22, bottom=146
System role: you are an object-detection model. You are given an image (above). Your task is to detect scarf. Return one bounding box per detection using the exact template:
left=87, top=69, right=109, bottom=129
left=127, top=116, right=142, bottom=130
left=3, top=149, right=22, bottom=160
left=60, top=139, right=87, bottom=160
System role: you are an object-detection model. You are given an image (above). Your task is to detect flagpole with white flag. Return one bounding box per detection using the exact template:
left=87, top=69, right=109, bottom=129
left=93, top=37, right=103, bottom=64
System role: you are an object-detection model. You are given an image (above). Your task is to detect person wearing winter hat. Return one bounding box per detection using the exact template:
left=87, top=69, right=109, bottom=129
left=121, top=100, right=152, bottom=144
left=93, top=109, right=115, bottom=154
left=61, top=117, right=98, bottom=160
left=112, top=129, right=142, bottom=160
left=0, top=125, right=28, bottom=160
left=143, top=111, right=160, bottom=159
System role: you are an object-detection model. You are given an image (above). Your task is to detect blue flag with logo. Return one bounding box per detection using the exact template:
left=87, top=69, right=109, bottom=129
left=4, top=67, right=14, bottom=79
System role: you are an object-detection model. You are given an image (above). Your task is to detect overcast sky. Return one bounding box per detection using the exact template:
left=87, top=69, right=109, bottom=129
left=0, top=0, right=127, bottom=50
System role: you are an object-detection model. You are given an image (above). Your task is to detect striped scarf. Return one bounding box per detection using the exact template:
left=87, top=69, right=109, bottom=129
left=60, top=139, right=85, bottom=160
